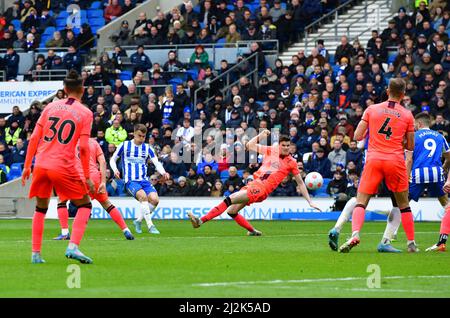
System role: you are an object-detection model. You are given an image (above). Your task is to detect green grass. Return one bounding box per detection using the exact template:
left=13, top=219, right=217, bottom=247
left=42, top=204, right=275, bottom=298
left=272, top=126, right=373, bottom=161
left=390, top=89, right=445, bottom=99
left=0, top=219, right=449, bottom=297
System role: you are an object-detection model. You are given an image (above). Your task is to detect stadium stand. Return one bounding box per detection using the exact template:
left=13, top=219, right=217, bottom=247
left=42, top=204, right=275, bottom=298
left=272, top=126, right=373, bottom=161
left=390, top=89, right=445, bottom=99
left=0, top=0, right=449, bottom=204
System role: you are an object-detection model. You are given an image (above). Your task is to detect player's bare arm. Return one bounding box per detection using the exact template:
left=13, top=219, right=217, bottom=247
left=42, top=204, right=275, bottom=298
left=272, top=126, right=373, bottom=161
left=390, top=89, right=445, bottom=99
left=293, top=174, right=321, bottom=212
left=110, top=144, right=122, bottom=179
left=21, top=123, right=44, bottom=185
left=354, top=120, right=368, bottom=141
left=79, top=134, right=95, bottom=193
left=405, top=150, right=413, bottom=179
left=97, top=153, right=107, bottom=194
left=246, top=129, right=271, bottom=153
left=443, top=151, right=450, bottom=174
left=405, top=131, right=415, bottom=152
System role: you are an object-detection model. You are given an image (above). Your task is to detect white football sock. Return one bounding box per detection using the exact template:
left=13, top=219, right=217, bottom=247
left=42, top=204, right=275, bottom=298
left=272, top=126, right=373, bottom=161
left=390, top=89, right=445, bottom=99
left=334, top=197, right=357, bottom=233
left=381, top=207, right=401, bottom=244
left=141, top=202, right=156, bottom=228
left=62, top=228, right=69, bottom=235
left=122, top=227, right=130, bottom=233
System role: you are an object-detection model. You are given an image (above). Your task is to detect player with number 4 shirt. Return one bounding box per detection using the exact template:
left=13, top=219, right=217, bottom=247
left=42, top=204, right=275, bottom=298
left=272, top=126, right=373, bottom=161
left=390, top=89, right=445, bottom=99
left=339, top=78, right=418, bottom=253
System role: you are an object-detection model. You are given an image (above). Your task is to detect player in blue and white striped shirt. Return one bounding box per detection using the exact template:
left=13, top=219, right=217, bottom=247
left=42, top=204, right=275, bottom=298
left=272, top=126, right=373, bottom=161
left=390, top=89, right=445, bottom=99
left=110, top=124, right=170, bottom=235
left=406, top=112, right=450, bottom=251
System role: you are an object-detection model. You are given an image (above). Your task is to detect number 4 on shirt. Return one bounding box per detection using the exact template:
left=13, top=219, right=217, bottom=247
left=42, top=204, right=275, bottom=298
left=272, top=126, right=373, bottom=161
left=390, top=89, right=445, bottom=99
left=378, top=117, right=393, bottom=140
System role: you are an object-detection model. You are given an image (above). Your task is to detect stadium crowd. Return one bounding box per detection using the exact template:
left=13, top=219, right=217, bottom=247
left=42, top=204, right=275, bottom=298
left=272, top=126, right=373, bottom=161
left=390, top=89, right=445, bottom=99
left=0, top=0, right=449, bottom=201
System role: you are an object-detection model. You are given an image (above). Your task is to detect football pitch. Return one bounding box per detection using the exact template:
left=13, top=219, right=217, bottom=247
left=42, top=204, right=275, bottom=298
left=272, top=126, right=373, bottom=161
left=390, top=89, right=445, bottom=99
left=1, top=219, right=450, bottom=298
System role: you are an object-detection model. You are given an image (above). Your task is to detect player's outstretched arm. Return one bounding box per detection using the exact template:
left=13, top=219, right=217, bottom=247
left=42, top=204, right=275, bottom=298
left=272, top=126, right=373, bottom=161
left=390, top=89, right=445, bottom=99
left=293, top=174, right=322, bottom=212
left=246, top=129, right=271, bottom=153
left=405, top=131, right=415, bottom=152
left=21, top=124, right=44, bottom=186
left=109, top=142, right=124, bottom=179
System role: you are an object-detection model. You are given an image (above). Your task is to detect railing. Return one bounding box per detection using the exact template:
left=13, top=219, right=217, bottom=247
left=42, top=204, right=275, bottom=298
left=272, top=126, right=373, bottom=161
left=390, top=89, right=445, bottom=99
left=193, top=52, right=259, bottom=108
left=31, top=70, right=68, bottom=81
left=103, top=40, right=278, bottom=72
left=303, top=0, right=393, bottom=50
left=0, top=70, right=5, bottom=82
left=85, top=84, right=170, bottom=96
left=303, top=0, right=356, bottom=50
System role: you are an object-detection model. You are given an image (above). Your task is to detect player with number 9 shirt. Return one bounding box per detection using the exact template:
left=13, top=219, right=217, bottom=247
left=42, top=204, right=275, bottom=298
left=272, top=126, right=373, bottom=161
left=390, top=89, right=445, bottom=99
left=339, top=78, right=417, bottom=253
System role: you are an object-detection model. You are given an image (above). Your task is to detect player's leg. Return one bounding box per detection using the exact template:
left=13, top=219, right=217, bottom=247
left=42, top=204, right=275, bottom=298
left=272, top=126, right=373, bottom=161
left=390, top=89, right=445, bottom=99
left=31, top=197, right=50, bottom=264
left=226, top=203, right=261, bottom=236
left=99, top=199, right=134, bottom=240
left=146, top=192, right=161, bottom=234
left=426, top=183, right=449, bottom=252
left=66, top=194, right=94, bottom=263
left=378, top=192, right=402, bottom=253
left=54, top=199, right=70, bottom=240
left=339, top=160, right=382, bottom=252
left=29, top=167, right=53, bottom=263
left=328, top=197, right=357, bottom=251
left=189, top=188, right=250, bottom=228
left=392, top=189, right=418, bottom=252
left=132, top=189, right=148, bottom=234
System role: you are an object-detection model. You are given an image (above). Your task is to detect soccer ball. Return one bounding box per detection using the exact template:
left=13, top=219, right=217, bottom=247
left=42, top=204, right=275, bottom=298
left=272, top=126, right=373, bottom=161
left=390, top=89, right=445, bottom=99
left=305, top=172, right=323, bottom=190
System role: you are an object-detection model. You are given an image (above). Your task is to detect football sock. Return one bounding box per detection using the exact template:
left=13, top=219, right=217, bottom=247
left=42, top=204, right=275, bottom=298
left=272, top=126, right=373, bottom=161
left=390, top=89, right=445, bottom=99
left=381, top=207, right=401, bottom=244
left=32, top=208, right=47, bottom=253
left=351, top=204, right=366, bottom=237
left=57, top=203, right=69, bottom=234
left=334, top=197, right=356, bottom=232
left=142, top=202, right=155, bottom=228
left=438, top=206, right=450, bottom=245
left=70, top=204, right=92, bottom=246
left=400, top=207, right=415, bottom=241
left=106, top=205, right=128, bottom=231
left=229, top=213, right=254, bottom=232
left=201, top=197, right=232, bottom=223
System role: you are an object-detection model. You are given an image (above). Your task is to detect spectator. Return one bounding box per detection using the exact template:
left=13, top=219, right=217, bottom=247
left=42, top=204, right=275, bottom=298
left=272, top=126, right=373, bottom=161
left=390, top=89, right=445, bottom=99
left=190, top=44, right=209, bottom=71
left=272, top=175, right=297, bottom=196
left=11, top=138, right=26, bottom=164
left=77, top=24, right=95, bottom=51
left=0, top=31, right=13, bottom=49
left=328, top=140, right=346, bottom=172
left=105, top=119, right=127, bottom=146
left=345, top=140, right=363, bottom=171
left=334, top=36, right=353, bottom=64
left=104, top=0, right=122, bottom=23
left=63, top=45, right=81, bottom=72
left=63, top=30, right=77, bottom=48
left=5, top=120, right=23, bottom=147
left=305, top=147, right=332, bottom=178
left=191, top=174, right=211, bottom=196
left=224, top=166, right=244, bottom=194
left=172, top=176, right=192, bottom=196
left=130, top=45, right=152, bottom=76
left=46, top=31, right=64, bottom=48
left=211, top=179, right=224, bottom=197
left=164, top=152, right=186, bottom=180
left=326, top=170, right=347, bottom=195
left=38, top=9, right=56, bottom=33
left=163, top=50, right=184, bottom=73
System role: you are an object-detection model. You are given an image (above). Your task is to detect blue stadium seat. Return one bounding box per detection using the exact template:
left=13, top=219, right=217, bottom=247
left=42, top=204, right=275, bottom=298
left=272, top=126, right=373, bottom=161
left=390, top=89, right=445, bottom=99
left=89, top=17, right=106, bottom=26
left=119, top=71, right=132, bottom=80
left=226, top=4, right=234, bottom=11
left=220, top=170, right=229, bottom=182
left=11, top=19, right=21, bottom=30
left=169, top=77, right=184, bottom=86
left=58, top=11, right=69, bottom=19
left=43, top=26, right=56, bottom=36
left=90, top=1, right=102, bottom=9
left=314, top=193, right=330, bottom=198
left=387, top=53, right=397, bottom=64
left=237, top=170, right=244, bottom=177
left=185, top=69, right=198, bottom=80
left=7, top=163, right=22, bottom=181
left=193, top=6, right=201, bottom=14
left=87, top=9, right=104, bottom=19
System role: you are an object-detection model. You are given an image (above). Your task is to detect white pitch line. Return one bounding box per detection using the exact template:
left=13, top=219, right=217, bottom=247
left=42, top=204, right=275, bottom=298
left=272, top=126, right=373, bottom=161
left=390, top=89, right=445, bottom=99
left=269, top=286, right=443, bottom=294
left=193, top=275, right=450, bottom=287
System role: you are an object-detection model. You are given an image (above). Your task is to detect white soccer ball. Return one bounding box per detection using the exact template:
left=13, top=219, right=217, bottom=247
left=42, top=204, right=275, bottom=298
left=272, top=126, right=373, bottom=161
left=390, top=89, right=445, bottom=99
left=305, top=172, right=324, bottom=190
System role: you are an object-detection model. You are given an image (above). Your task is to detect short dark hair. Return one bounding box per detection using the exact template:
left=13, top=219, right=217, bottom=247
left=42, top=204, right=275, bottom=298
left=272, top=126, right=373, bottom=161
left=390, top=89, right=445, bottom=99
left=134, top=124, right=147, bottom=134
left=279, top=134, right=290, bottom=143
left=63, top=70, right=83, bottom=93
left=415, top=111, right=431, bottom=126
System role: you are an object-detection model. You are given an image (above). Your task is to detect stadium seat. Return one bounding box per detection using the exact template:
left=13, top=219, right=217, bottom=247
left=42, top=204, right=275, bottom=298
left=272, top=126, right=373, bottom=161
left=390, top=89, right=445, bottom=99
left=185, top=69, right=198, bottom=80
left=119, top=71, right=132, bottom=80
left=115, top=179, right=127, bottom=197
left=58, top=11, right=69, bottom=19
left=226, top=4, right=234, bottom=11
left=43, top=26, right=56, bottom=36
left=314, top=192, right=330, bottom=198
left=220, top=170, right=229, bottom=182
left=90, top=1, right=102, bottom=9
left=237, top=170, right=244, bottom=177
left=87, top=9, right=104, bottom=19
left=11, top=19, right=21, bottom=30
left=7, top=163, right=22, bottom=181
left=89, top=17, right=106, bottom=26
